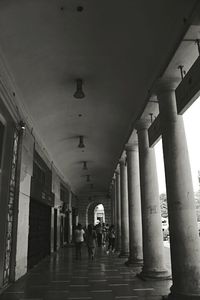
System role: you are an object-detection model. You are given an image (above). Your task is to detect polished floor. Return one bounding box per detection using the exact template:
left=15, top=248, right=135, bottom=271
left=0, top=245, right=171, bottom=300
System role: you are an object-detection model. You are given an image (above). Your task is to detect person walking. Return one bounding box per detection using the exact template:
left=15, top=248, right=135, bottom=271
left=102, top=223, right=107, bottom=247
left=86, top=224, right=97, bottom=260
left=95, top=223, right=103, bottom=247
left=107, top=225, right=116, bottom=253
left=74, top=223, right=85, bottom=260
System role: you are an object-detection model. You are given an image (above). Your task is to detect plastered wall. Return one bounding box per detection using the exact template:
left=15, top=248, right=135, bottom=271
left=15, top=129, right=34, bottom=280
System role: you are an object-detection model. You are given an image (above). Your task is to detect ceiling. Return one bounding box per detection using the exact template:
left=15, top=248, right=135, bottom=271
left=0, top=0, right=198, bottom=197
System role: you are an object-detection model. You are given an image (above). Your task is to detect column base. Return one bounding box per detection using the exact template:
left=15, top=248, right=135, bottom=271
left=162, top=292, right=200, bottom=300
left=115, top=246, right=121, bottom=252
left=125, top=257, right=143, bottom=267
left=137, top=268, right=171, bottom=281
left=119, top=251, right=129, bottom=258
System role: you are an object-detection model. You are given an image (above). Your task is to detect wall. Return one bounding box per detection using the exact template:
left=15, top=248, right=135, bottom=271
left=0, top=60, right=72, bottom=285
left=15, top=129, right=34, bottom=280
left=52, top=168, right=62, bottom=250
left=15, top=133, right=70, bottom=277
left=0, top=99, right=16, bottom=287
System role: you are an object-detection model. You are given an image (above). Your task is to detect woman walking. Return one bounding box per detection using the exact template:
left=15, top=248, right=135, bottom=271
left=74, top=223, right=85, bottom=260
left=86, top=224, right=97, bottom=260
left=107, top=225, right=116, bottom=253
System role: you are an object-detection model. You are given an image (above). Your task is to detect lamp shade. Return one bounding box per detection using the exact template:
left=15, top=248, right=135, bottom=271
left=73, top=79, right=85, bottom=99
left=78, top=136, right=85, bottom=148
left=83, top=161, right=88, bottom=170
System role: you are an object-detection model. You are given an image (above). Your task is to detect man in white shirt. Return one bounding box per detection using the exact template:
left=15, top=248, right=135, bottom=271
left=74, top=223, right=85, bottom=260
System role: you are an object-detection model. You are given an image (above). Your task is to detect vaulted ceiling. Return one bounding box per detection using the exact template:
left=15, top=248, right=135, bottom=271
left=0, top=0, right=198, bottom=197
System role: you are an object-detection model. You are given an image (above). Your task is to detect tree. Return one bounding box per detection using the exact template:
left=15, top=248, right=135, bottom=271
left=160, top=191, right=200, bottom=221
left=160, top=193, right=168, bottom=218
left=194, top=190, right=200, bottom=221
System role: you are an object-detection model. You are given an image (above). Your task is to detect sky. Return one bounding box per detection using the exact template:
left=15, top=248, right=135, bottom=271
left=155, top=96, right=200, bottom=194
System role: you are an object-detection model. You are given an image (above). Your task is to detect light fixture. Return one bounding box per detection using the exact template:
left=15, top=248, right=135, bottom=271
left=195, top=39, right=200, bottom=55
left=149, top=113, right=153, bottom=124
left=19, top=121, right=26, bottom=130
left=73, top=79, right=85, bottom=99
left=90, top=183, right=94, bottom=189
left=83, top=161, right=88, bottom=170
left=86, top=175, right=90, bottom=182
left=78, top=135, right=85, bottom=148
left=178, top=65, right=186, bottom=80
left=77, top=6, right=84, bottom=12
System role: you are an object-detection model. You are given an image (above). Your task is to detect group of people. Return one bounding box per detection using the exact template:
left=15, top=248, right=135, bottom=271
left=74, top=223, right=116, bottom=260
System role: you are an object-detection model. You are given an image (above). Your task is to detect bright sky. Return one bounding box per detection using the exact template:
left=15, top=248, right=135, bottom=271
left=155, top=96, right=200, bottom=194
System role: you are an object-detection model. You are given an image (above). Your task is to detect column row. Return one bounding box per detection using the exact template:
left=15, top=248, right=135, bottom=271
left=111, top=79, right=200, bottom=300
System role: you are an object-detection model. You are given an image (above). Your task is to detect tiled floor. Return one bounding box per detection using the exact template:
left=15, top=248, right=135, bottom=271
left=0, top=245, right=172, bottom=300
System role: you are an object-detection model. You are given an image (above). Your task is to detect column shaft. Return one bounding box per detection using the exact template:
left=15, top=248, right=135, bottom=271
left=137, top=120, right=169, bottom=279
left=157, top=81, right=200, bottom=299
left=68, top=192, right=72, bottom=243
left=111, top=182, right=115, bottom=225
left=119, top=158, right=129, bottom=257
left=112, top=178, right=117, bottom=226
left=125, top=143, right=143, bottom=265
left=115, top=170, right=121, bottom=251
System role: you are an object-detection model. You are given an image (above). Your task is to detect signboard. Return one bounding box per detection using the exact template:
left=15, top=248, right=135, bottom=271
left=148, top=115, right=161, bottom=147
left=176, top=55, right=200, bottom=114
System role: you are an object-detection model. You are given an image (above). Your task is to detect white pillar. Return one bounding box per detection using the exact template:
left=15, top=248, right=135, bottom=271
left=113, top=176, right=118, bottom=226
left=156, top=79, right=200, bottom=299
left=115, top=168, right=121, bottom=252
left=75, top=215, right=79, bottom=226
left=119, top=157, right=129, bottom=257
left=125, top=142, right=143, bottom=266
left=137, top=119, right=169, bottom=280
left=68, top=192, right=72, bottom=243
left=111, top=178, right=115, bottom=225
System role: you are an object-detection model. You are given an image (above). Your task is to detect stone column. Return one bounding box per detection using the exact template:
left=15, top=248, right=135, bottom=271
left=115, top=168, right=121, bottom=252
left=136, top=119, right=169, bottom=280
left=111, top=177, right=115, bottom=225
left=119, top=157, right=129, bottom=257
left=75, top=215, right=79, bottom=226
left=156, top=79, right=200, bottom=299
left=125, top=142, right=143, bottom=266
left=68, top=192, right=72, bottom=243
left=113, top=176, right=118, bottom=227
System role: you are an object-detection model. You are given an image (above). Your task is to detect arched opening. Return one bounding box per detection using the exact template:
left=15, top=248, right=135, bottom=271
left=155, top=139, right=169, bottom=243
left=183, top=96, right=200, bottom=230
left=86, top=202, right=107, bottom=226
left=154, top=95, right=200, bottom=274
left=94, top=204, right=105, bottom=225
left=85, top=198, right=111, bottom=227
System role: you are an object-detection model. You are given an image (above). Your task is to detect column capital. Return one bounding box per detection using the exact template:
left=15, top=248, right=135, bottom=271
left=135, top=118, right=151, bottom=132
left=115, top=166, right=120, bottom=175
left=153, top=77, right=180, bottom=96
left=125, top=142, right=138, bottom=152
left=119, top=156, right=126, bottom=166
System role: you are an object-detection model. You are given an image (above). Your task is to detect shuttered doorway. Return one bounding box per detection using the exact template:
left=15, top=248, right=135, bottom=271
left=27, top=198, right=51, bottom=269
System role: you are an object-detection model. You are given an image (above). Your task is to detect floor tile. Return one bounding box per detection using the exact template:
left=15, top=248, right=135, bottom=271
left=0, top=245, right=171, bottom=300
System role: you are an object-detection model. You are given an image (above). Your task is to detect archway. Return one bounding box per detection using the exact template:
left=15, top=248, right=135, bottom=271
left=79, top=196, right=111, bottom=227
left=94, top=204, right=105, bottom=225
left=86, top=201, right=102, bottom=226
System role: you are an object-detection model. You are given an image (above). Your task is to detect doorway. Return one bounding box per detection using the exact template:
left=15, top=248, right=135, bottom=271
left=27, top=199, right=51, bottom=269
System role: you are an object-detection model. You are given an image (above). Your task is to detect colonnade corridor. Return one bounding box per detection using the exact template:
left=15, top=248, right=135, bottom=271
left=0, top=245, right=171, bottom=300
